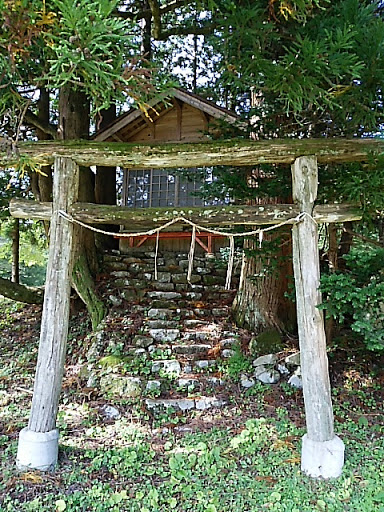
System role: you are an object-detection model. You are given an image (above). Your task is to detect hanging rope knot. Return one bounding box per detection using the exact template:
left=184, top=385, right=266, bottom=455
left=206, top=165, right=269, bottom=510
left=58, top=210, right=72, bottom=222
left=296, top=211, right=318, bottom=225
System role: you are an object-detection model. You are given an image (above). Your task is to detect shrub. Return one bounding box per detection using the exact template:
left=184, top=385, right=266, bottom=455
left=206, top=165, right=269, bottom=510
left=320, top=245, right=384, bottom=352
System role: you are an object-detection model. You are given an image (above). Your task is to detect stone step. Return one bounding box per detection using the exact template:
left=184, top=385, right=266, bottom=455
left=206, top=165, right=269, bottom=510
left=154, top=301, right=219, bottom=311
left=151, top=359, right=181, bottom=376
left=184, top=359, right=218, bottom=373
left=145, top=320, right=181, bottom=329
left=97, top=370, right=228, bottom=398
left=98, top=250, right=244, bottom=417
left=147, top=291, right=183, bottom=300
left=132, top=335, right=154, bottom=348
left=183, top=319, right=210, bottom=327
left=181, top=331, right=214, bottom=342
left=171, top=343, right=212, bottom=355
left=145, top=396, right=227, bottom=412
left=147, top=308, right=195, bottom=319
left=176, top=376, right=225, bottom=390
left=147, top=344, right=213, bottom=361
left=148, top=329, right=181, bottom=343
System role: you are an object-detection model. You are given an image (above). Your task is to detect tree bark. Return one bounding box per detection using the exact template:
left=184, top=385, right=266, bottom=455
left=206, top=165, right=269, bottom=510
left=325, top=223, right=338, bottom=342
left=337, top=221, right=354, bottom=270
left=36, top=88, right=53, bottom=202
left=141, top=0, right=152, bottom=59
left=29, top=88, right=53, bottom=236
left=232, top=227, right=295, bottom=334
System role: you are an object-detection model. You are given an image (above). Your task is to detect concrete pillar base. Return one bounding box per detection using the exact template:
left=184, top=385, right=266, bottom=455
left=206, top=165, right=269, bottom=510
left=16, top=427, right=59, bottom=471
left=301, top=434, right=345, bottom=479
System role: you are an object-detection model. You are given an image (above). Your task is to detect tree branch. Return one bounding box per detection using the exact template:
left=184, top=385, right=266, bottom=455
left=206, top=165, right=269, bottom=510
left=157, top=23, right=219, bottom=40
left=344, top=227, right=383, bottom=248
left=24, top=111, right=58, bottom=139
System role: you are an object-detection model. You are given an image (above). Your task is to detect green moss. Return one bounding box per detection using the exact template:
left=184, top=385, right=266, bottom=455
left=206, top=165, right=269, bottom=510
left=98, top=355, right=124, bottom=367
left=249, top=328, right=283, bottom=355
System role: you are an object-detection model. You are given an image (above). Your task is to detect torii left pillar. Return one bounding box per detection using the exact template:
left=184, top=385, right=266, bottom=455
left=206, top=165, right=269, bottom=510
left=17, top=157, right=79, bottom=471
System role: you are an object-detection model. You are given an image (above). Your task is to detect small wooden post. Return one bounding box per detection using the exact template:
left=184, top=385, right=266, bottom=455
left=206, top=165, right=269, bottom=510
left=291, top=156, right=344, bottom=478
left=16, top=157, right=79, bottom=471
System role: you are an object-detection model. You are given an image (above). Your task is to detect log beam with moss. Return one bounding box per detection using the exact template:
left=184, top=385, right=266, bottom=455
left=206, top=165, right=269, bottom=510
left=0, top=276, right=44, bottom=304
left=10, top=199, right=362, bottom=228
left=2, top=138, right=384, bottom=169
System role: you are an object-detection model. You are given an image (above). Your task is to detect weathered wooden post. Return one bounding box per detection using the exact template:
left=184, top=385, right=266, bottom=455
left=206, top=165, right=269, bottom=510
left=291, top=156, right=344, bottom=478
left=16, top=157, right=79, bottom=471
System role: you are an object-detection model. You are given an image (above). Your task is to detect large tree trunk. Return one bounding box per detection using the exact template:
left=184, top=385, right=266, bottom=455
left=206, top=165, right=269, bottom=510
left=233, top=226, right=296, bottom=333
left=337, top=221, right=354, bottom=271
left=29, top=88, right=53, bottom=236
left=95, top=104, right=118, bottom=251
left=232, top=155, right=295, bottom=334
left=58, top=86, right=106, bottom=329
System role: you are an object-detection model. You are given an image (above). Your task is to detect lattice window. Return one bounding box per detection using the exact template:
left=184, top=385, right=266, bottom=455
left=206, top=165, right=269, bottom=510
left=123, top=169, right=228, bottom=208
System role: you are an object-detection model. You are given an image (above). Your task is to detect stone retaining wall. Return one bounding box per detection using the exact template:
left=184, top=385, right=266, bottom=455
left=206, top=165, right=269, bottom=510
left=102, top=250, right=241, bottom=300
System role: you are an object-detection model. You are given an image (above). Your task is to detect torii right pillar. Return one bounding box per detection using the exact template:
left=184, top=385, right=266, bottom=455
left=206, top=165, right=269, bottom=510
left=291, top=155, right=344, bottom=478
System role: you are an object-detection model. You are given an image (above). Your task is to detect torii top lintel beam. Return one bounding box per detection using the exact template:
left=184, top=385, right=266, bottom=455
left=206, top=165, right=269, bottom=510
left=1, top=138, right=383, bottom=169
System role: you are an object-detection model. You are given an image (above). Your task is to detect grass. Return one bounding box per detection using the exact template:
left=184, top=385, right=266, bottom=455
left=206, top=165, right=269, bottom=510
left=0, top=299, right=383, bottom=512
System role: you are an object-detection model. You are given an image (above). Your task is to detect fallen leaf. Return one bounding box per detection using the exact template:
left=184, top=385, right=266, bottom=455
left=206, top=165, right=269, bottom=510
left=21, top=472, right=43, bottom=484
left=271, top=439, right=295, bottom=450
left=255, top=476, right=278, bottom=483
left=283, top=457, right=301, bottom=464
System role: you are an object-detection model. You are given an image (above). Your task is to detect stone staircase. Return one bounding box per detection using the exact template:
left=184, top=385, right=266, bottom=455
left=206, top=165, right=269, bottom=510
left=88, top=249, right=246, bottom=413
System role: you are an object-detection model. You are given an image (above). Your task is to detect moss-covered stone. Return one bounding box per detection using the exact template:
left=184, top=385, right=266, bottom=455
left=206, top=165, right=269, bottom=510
left=202, top=275, right=226, bottom=286
left=249, top=329, right=283, bottom=356
left=99, top=375, right=142, bottom=397
left=98, top=355, right=124, bottom=367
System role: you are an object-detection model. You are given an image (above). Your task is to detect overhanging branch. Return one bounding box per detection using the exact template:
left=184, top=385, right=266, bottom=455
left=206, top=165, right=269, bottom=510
left=24, top=111, right=58, bottom=139
left=156, top=23, right=219, bottom=40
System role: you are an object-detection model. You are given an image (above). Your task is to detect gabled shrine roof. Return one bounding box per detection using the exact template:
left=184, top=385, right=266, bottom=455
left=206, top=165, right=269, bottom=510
left=93, top=88, right=240, bottom=143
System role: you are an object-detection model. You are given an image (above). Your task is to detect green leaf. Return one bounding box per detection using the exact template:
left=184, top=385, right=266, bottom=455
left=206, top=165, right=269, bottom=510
left=358, top=416, right=369, bottom=427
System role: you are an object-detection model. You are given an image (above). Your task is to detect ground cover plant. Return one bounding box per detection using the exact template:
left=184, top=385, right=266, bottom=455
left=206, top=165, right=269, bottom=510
left=0, top=298, right=383, bottom=512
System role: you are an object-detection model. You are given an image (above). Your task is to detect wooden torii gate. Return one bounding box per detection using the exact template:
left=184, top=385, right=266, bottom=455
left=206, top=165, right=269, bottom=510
left=3, top=138, right=383, bottom=479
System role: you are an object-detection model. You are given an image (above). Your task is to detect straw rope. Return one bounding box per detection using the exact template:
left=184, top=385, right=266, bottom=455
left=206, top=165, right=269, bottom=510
left=58, top=210, right=313, bottom=290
